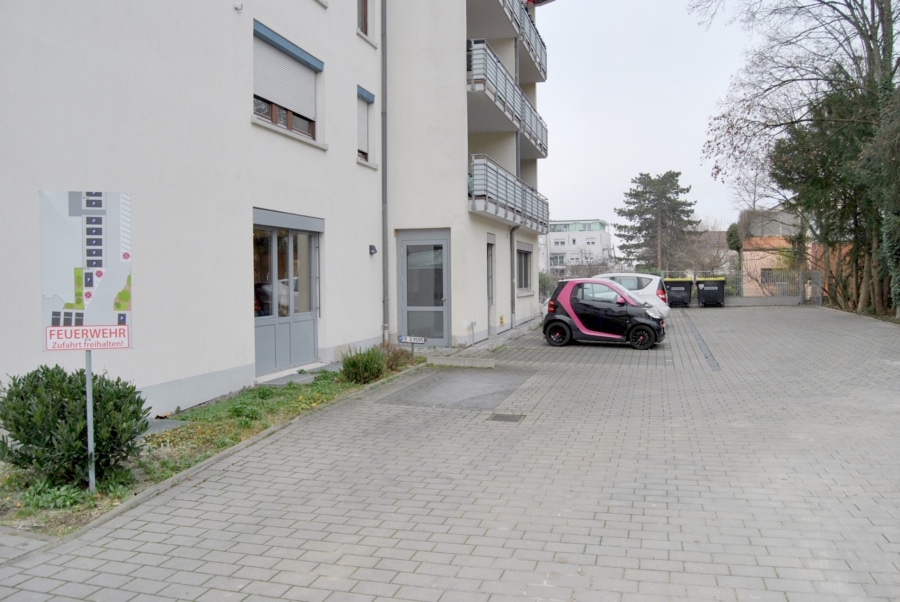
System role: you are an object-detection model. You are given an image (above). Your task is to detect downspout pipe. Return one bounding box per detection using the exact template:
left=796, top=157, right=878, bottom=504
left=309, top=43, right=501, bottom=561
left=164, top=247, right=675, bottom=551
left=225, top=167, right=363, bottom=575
left=381, top=0, right=389, bottom=344
left=510, top=225, right=520, bottom=329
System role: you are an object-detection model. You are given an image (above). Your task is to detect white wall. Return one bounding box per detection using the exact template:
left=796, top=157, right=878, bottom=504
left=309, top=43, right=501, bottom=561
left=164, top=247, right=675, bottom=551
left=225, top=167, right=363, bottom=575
left=386, top=0, right=472, bottom=343
left=0, top=1, right=383, bottom=415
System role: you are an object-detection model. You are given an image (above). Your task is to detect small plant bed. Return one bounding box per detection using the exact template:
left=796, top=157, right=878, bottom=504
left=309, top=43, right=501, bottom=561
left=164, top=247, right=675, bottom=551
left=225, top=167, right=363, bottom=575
left=0, top=344, right=422, bottom=537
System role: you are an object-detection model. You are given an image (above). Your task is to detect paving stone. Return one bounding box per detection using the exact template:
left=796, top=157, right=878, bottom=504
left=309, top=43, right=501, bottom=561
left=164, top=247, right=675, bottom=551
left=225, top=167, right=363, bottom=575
left=2, top=308, right=900, bottom=600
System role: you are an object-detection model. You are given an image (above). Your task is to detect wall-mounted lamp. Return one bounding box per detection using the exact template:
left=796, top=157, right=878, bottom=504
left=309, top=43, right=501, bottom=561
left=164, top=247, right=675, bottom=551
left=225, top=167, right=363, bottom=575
left=233, top=2, right=244, bottom=13
left=369, top=245, right=378, bottom=255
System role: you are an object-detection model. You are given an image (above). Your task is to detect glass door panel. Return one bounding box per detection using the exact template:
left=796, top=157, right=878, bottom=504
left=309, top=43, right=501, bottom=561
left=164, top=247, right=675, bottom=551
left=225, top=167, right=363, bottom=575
left=401, top=239, right=448, bottom=344
left=293, top=233, right=311, bottom=314
left=276, top=230, right=289, bottom=317
left=253, top=228, right=273, bottom=317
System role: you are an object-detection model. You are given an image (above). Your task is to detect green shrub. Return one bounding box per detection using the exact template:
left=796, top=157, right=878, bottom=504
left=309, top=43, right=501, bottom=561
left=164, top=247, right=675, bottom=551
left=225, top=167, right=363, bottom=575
left=228, top=402, right=264, bottom=421
left=0, top=365, right=150, bottom=487
left=381, top=343, right=413, bottom=371
left=341, top=347, right=387, bottom=384
left=255, top=386, right=275, bottom=400
left=22, top=480, right=91, bottom=509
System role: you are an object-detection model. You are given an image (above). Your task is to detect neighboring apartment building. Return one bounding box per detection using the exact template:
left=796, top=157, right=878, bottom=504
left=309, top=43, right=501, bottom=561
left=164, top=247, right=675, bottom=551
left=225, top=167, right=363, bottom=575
left=538, top=219, right=613, bottom=278
left=0, top=0, right=552, bottom=416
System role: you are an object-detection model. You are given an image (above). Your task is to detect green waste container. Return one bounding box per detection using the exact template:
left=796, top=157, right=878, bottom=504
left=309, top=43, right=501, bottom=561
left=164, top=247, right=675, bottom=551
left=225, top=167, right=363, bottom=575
left=696, top=277, right=726, bottom=307
left=664, top=278, right=693, bottom=307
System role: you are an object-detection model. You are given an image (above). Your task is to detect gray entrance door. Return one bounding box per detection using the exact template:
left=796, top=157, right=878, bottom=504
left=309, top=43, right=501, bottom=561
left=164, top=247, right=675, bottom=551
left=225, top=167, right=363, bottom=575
left=254, top=227, right=318, bottom=376
left=399, top=231, right=450, bottom=347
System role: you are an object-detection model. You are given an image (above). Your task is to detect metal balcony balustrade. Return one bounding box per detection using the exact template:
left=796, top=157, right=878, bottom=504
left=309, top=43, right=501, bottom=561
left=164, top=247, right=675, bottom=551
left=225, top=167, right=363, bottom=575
left=467, top=40, right=548, bottom=158
left=470, top=154, right=549, bottom=234
left=512, top=0, right=547, bottom=81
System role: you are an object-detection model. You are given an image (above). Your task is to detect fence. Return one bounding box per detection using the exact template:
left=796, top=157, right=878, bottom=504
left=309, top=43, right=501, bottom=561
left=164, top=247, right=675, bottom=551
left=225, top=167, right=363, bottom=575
left=661, top=270, right=824, bottom=306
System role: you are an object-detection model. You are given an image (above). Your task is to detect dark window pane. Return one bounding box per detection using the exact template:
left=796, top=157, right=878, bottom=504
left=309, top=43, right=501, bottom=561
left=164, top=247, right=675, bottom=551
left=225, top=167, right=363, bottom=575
left=254, top=228, right=273, bottom=317
left=253, top=97, right=271, bottom=119
left=407, top=245, right=443, bottom=307
left=292, top=113, right=312, bottom=136
left=276, top=106, right=288, bottom=129
left=277, top=230, right=289, bottom=316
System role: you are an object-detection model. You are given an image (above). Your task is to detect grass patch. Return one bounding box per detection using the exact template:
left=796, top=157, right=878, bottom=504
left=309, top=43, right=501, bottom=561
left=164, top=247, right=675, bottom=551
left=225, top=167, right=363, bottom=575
left=0, top=370, right=362, bottom=536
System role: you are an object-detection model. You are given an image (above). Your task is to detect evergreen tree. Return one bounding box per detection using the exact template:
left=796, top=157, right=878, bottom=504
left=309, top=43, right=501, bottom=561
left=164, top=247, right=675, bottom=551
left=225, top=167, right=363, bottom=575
left=613, top=171, right=699, bottom=271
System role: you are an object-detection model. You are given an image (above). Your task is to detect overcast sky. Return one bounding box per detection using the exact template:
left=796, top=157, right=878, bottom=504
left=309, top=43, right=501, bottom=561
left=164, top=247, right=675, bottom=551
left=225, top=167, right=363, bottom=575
left=536, top=1, right=751, bottom=237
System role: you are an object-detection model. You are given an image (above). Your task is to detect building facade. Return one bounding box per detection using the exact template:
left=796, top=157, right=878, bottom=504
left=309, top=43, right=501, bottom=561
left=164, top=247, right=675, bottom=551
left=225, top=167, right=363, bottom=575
left=539, top=219, right=613, bottom=278
left=0, top=0, right=551, bottom=416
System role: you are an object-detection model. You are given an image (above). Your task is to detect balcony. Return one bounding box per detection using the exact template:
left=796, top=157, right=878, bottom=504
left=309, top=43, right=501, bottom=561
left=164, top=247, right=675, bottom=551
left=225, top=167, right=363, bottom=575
left=467, top=40, right=548, bottom=160
left=512, top=0, right=547, bottom=83
left=470, top=154, right=549, bottom=234
left=466, top=0, right=547, bottom=83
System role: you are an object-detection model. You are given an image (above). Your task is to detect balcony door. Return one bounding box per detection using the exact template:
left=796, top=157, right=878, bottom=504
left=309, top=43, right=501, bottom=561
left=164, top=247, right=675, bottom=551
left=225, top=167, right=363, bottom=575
left=398, top=230, right=449, bottom=347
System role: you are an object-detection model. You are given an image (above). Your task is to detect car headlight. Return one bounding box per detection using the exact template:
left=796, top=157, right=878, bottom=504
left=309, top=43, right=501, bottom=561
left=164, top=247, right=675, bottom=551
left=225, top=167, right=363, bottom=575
left=645, top=309, right=662, bottom=319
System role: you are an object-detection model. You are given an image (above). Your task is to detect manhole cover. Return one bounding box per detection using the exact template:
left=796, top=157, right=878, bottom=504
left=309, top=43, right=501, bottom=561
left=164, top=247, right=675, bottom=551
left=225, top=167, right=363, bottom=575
left=488, top=413, right=524, bottom=423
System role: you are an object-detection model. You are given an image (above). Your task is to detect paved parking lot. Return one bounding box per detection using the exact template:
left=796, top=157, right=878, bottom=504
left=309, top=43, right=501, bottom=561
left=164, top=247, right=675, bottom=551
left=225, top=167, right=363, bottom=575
left=1, top=306, right=899, bottom=601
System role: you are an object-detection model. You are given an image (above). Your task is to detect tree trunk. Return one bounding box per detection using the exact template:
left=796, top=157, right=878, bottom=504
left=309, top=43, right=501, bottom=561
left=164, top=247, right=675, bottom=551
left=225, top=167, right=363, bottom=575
left=823, top=243, right=835, bottom=307
left=657, top=213, right=663, bottom=271
left=870, top=226, right=885, bottom=315
left=857, top=252, right=871, bottom=313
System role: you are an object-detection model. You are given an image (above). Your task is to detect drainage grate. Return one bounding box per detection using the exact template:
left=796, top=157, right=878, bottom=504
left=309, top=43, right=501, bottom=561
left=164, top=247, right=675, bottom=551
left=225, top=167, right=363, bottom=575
left=488, top=413, right=525, bottom=423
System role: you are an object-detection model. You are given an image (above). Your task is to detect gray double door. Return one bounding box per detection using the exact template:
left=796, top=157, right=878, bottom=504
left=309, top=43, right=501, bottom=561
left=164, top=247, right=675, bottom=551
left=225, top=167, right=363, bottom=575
left=254, top=226, right=318, bottom=376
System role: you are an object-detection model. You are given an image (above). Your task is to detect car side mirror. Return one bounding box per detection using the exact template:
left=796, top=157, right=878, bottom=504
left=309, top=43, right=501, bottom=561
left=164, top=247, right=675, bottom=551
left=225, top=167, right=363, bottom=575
left=615, top=296, right=626, bottom=306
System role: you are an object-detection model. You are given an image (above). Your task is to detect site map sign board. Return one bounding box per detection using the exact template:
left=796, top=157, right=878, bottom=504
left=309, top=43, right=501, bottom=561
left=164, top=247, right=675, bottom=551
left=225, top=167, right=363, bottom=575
left=41, top=191, right=132, bottom=351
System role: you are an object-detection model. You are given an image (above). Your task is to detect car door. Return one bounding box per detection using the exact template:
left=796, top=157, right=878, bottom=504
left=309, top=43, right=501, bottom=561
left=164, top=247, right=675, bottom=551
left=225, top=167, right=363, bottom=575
left=570, top=283, right=628, bottom=337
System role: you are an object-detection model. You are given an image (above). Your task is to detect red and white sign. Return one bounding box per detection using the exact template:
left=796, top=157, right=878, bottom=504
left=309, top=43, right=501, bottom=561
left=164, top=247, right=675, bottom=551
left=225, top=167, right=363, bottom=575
left=45, top=325, right=130, bottom=351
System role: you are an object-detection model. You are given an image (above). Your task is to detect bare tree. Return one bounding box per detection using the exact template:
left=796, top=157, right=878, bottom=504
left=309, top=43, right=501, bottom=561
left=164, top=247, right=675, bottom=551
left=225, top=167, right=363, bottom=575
left=689, top=0, right=899, bottom=182
left=669, top=219, right=735, bottom=272
left=728, top=158, right=786, bottom=213
left=566, top=247, right=612, bottom=278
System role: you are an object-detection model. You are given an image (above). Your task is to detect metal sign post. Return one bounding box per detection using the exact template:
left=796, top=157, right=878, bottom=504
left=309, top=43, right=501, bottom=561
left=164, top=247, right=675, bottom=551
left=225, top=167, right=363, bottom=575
left=85, top=351, right=96, bottom=492
left=398, top=335, right=427, bottom=366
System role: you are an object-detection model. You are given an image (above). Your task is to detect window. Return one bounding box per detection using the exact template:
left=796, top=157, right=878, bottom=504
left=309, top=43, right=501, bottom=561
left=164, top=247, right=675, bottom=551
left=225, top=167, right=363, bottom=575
left=586, top=239, right=596, bottom=245
left=549, top=253, right=565, bottom=267
left=517, top=243, right=533, bottom=290
left=253, top=21, right=324, bottom=141
left=487, top=243, right=494, bottom=306
left=254, top=96, right=315, bottom=138
left=357, top=86, right=374, bottom=161
left=575, top=283, right=618, bottom=303
left=253, top=228, right=313, bottom=318
left=358, top=0, right=368, bottom=35
left=571, top=238, right=576, bottom=245
left=553, top=239, right=565, bottom=246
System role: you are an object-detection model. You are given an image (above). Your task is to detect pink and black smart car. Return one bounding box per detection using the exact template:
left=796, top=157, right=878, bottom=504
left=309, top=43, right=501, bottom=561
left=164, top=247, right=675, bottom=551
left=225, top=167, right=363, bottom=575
left=542, top=278, right=666, bottom=350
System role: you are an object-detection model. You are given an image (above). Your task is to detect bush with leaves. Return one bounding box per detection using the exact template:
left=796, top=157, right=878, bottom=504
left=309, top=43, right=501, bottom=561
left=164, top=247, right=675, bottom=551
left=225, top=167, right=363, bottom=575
left=341, top=346, right=387, bottom=384
left=0, top=365, right=150, bottom=486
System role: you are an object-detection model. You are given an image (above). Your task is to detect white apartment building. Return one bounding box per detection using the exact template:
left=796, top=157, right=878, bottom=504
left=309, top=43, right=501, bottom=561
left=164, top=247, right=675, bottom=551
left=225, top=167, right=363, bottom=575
left=0, top=0, right=552, bottom=416
left=539, top=219, right=613, bottom=278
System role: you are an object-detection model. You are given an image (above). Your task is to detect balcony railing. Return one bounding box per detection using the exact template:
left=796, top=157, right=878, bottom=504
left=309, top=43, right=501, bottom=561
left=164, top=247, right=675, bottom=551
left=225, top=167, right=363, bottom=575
left=512, top=0, right=547, bottom=81
left=470, top=154, right=549, bottom=233
left=468, top=40, right=548, bottom=157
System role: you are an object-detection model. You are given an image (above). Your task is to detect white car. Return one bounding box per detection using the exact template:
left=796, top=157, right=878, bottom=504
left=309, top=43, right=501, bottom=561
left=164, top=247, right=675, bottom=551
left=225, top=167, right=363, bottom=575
left=592, top=272, right=671, bottom=318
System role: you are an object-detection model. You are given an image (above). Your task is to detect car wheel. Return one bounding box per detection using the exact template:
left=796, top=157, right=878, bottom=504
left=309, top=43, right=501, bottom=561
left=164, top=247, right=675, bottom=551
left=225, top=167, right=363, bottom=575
left=545, top=322, right=571, bottom=347
left=628, top=325, right=655, bottom=350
